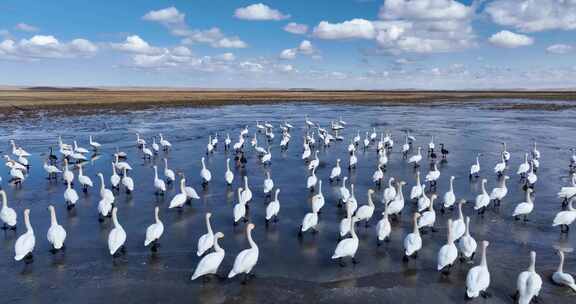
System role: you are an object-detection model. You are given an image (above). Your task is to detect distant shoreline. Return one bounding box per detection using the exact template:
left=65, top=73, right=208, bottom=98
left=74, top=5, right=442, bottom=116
left=1, top=89, right=576, bottom=112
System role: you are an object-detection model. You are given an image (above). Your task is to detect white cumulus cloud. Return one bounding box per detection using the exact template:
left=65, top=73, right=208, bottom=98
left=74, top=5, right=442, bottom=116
left=0, top=35, right=98, bottom=59
left=111, top=35, right=161, bottom=54
left=485, top=0, right=576, bottom=32
left=489, top=30, right=534, bottom=48
left=279, top=48, right=297, bottom=60
left=284, top=22, right=308, bottom=34
left=142, top=7, right=185, bottom=24
left=546, top=44, right=574, bottom=54
left=312, top=19, right=376, bottom=40
left=234, top=3, right=290, bottom=21
left=379, top=0, right=471, bottom=20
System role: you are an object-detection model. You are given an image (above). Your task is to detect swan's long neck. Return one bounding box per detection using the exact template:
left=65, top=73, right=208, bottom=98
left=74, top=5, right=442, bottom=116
left=413, top=215, right=419, bottom=235
left=112, top=209, right=120, bottom=228
left=318, top=181, right=322, bottom=194
left=274, top=189, right=280, bottom=201
left=244, top=177, right=249, bottom=189
left=343, top=177, right=347, bottom=187
left=558, top=251, right=565, bottom=273
left=447, top=219, right=454, bottom=244
left=449, top=178, right=454, bottom=192
left=154, top=167, right=159, bottom=179
left=24, top=211, right=32, bottom=233
left=428, top=196, right=435, bottom=211
left=368, top=191, right=374, bottom=207
left=79, top=165, right=84, bottom=176
left=226, top=159, right=230, bottom=171
left=164, top=158, right=168, bottom=168
left=481, top=180, right=488, bottom=195
left=99, top=174, right=105, bottom=188
left=476, top=156, right=480, bottom=166
left=524, top=153, right=528, bottom=163
left=49, top=207, right=58, bottom=226
left=464, top=217, right=471, bottom=236
left=206, top=215, right=213, bottom=234
left=398, top=183, right=405, bottom=200
left=458, top=202, right=464, bottom=220
left=247, top=227, right=257, bottom=249
left=201, top=158, right=206, bottom=170
left=529, top=252, right=536, bottom=272
left=480, top=244, right=488, bottom=267
left=154, top=208, right=161, bottom=224
left=415, top=172, right=420, bottom=184
left=1, top=191, right=7, bottom=209
left=350, top=217, right=357, bottom=239
left=526, top=191, right=533, bottom=204
left=180, top=179, right=186, bottom=194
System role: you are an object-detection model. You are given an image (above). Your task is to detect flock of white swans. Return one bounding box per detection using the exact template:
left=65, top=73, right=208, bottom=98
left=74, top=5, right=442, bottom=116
left=1, top=116, right=576, bottom=302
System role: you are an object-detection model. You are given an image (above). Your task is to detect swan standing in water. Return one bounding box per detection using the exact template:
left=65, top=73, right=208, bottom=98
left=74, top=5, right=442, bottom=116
left=312, top=180, right=325, bottom=214
left=89, top=136, right=101, bottom=151
left=410, top=171, right=423, bottom=201
left=197, top=213, right=215, bottom=256
left=332, top=216, right=359, bottom=266
left=552, top=249, right=576, bottom=292
left=442, top=176, right=456, bottom=211
left=339, top=177, right=350, bottom=205
left=63, top=159, right=74, bottom=185
left=308, top=150, right=319, bottom=171
left=517, top=153, right=530, bottom=178
left=552, top=199, right=576, bottom=233
left=403, top=213, right=422, bottom=260
left=425, top=162, right=440, bottom=188
left=241, top=176, right=253, bottom=205
left=191, top=232, right=225, bottom=281
left=418, top=194, right=437, bottom=232
left=514, top=251, right=542, bottom=304
left=153, top=165, right=166, bottom=195
left=121, top=168, right=134, bottom=193
left=494, top=153, right=507, bottom=176
left=234, top=188, right=248, bottom=224
left=14, top=209, right=35, bottom=262
left=387, top=181, right=406, bottom=218
left=78, top=165, right=93, bottom=192
left=489, top=175, right=509, bottom=206
left=43, top=160, right=61, bottom=180
left=144, top=206, right=164, bottom=252
left=408, top=147, right=422, bottom=167
left=307, top=167, right=318, bottom=191
left=159, top=133, right=172, bottom=151
left=47, top=205, right=67, bottom=252
left=164, top=158, right=175, bottom=184
left=466, top=241, right=491, bottom=299
left=382, top=177, right=396, bottom=204
left=228, top=223, right=259, bottom=283
left=474, top=179, right=490, bottom=214
left=110, top=163, right=120, bottom=189
left=376, top=204, right=391, bottom=245
left=0, top=190, right=17, bottom=230
left=224, top=158, right=234, bottom=185
left=437, top=219, right=458, bottom=274
left=417, top=185, right=430, bottom=212
left=108, top=207, right=126, bottom=257
left=265, top=189, right=281, bottom=223
left=263, top=172, right=274, bottom=195
left=348, top=150, right=357, bottom=169
left=330, top=159, right=342, bottom=181
left=458, top=216, right=477, bottom=262
left=513, top=189, right=535, bottom=221
left=345, top=184, right=358, bottom=215
left=64, top=180, right=79, bottom=209
left=200, top=157, right=212, bottom=186
left=451, top=199, right=466, bottom=241
left=300, top=204, right=319, bottom=236
left=470, top=154, right=481, bottom=178
left=372, top=164, right=384, bottom=185
left=354, top=189, right=375, bottom=226
left=168, top=178, right=188, bottom=209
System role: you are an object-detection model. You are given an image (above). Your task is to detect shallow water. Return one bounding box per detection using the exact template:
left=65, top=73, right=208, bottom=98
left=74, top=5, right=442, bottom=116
left=0, top=99, right=575, bottom=303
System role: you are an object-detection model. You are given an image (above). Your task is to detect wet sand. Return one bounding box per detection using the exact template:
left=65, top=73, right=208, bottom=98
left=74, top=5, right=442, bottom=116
left=0, top=100, right=575, bottom=303
left=1, top=89, right=576, bottom=112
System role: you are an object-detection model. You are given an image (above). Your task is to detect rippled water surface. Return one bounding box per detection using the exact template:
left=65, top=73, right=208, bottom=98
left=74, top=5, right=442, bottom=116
left=0, top=100, right=575, bottom=303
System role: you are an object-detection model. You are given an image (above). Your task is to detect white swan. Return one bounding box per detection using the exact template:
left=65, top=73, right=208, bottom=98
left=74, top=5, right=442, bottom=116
left=466, top=241, right=490, bottom=298
left=339, top=176, right=350, bottom=203
left=348, top=150, right=357, bottom=169
left=225, top=158, right=234, bottom=185
left=517, top=153, right=530, bottom=177
left=78, top=165, right=93, bottom=191
left=346, top=184, right=357, bottom=215
left=418, top=194, right=437, bottom=230
left=14, top=209, right=35, bottom=261
left=332, top=216, right=359, bottom=265
left=425, top=162, right=440, bottom=185
left=308, top=150, right=319, bottom=171
left=458, top=216, right=477, bottom=261
left=417, top=185, right=429, bottom=212
left=191, top=232, right=225, bottom=280
left=552, top=249, right=576, bottom=292
left=43, top=161, right=61, bottom=179
left=183, top=178, right=200, bottom=200
left=410, top=171, right=423, bottom=200
left=408, top=147, right=422, bottom=167
left=110, top=163, right=120, bottom=189
left=200, top=157, right=212, bottom=185
left=382, top=177, right=396, bottom=204
left=376, top=204, right=391, bottom=245
left=489, top=175, right=509, bottom=204
left=502, top=142, right=511, bottom=162
left=153, top=165, right=166, bottom=194
left=437, top=218, right=458, bottom=272
left=74, top=140, right=89, bottom=154
left=452, top=199, right=466, bottom=241
left=339, top=208, right=353, bottom=238
left=372, top=164, right=384, bottom=185
left=108, top=207, right=126, bottom=256
left=63, top=159, right=74, bottom=184
left=0, top=190, right=17, bottom=229
left=168, top=178, right=188, bottom=209
left=144, top=206, right=164, bottom=251
left=142, top=143, right=153, bottom=159
left=403, top=213, right=422, bottom=259
left=197, top=213, right=215, bottom=256
left=494, top=153, right=506, bottom=175
left=306, top=167, right=318, bottom=190
left=121, top=168, right=134, bottom=193
left=97, top=172, right=114, bottom=202
left=470, top=154, right=481, bottom=177
left=312, top=180, right=325, bottom=214
left=558, top=173, right=576, bottom=203
left=354, top=189, right=375, bottom=225
left=474, top=179, right=490, bottom=214
left=64, top=180, right=79, bottom=209
left=89, top=135, right=101, bottom=150
left=515, top=251, right=542, bottom=304
left=265, top=189, right=281, bottom=223
left=241, top=176, right=253, bottom=204
left=330, top=159, right=342, bottom=181
left=159, top=133, right=172, bottom=150
left=552, top=199, right=576, bottom=233
left=513, top=189, right=535, bottom=221
left=234, top=187, right=247, bottom=224
left=387, top=181, right=406, bottom=216
left=300, top=206, right=319, bottom=235
left=47, top=205, right=67, bottom=251
left=228, top=223, right=259, bottom=281
left=164, top=158, right=175, bottom=183
left=263, top=172, right=274, bottom=195
left=443, top=176, right=456, bottom=210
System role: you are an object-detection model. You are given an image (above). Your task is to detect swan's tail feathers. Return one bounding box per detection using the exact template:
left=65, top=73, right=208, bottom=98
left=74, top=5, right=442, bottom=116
left=569, top=283, right=576, bottom=292
left=14, top=254, right=25, bottom=261
left=191, top=271, right=201, bottom=281
left=331, top=254, right=340, bottom=259
left=466, top=289, right=479, bottom=299
left=144, top=239, right=152, bottom=247
left=228, top=270, right=237, bottom=278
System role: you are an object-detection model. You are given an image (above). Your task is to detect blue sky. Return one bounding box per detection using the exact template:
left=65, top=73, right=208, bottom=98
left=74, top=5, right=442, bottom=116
left=1, top=0, right=575, bottom=89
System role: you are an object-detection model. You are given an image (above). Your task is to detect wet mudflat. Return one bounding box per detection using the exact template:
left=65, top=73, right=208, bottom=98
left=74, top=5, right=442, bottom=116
left=0, top=99, right=575, bottom=303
